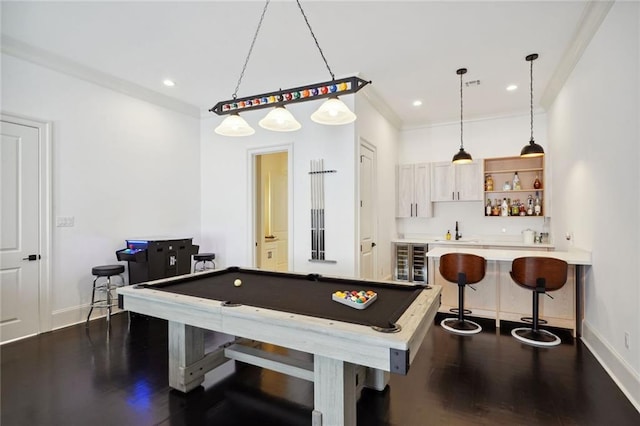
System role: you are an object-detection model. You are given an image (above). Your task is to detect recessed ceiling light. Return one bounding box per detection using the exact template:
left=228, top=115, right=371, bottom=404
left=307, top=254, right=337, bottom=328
left=163, top=79, right=176, bottom=87
left=412, top=100, right=423, bottom=107
left=506, top=84, right=518, bottom=91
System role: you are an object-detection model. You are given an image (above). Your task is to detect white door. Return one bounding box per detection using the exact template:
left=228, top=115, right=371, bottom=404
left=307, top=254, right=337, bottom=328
left=359, top=144, right=375, bottom=279
left=1, top=120, right=41, bottom=342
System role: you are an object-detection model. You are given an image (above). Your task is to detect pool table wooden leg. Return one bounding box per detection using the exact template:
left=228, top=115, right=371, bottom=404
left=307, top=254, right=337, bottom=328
left=168, top=321, right=205, bottom=392
left=313, top=355, right=357, bottom=426
left=364, top=368, right=390, bottom=391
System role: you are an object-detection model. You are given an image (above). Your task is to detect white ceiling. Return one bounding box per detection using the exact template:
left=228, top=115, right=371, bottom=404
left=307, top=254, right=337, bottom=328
left=1, top=1, right=593, bottom=127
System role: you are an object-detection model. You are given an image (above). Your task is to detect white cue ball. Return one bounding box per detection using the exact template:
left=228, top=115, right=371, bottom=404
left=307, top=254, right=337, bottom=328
left=234, top=279, right=242, bottom=287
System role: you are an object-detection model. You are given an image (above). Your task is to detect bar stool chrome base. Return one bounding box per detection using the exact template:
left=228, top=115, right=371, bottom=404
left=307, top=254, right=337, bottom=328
left=193, top=253, right=216, bottom=273
left=511, top=327, right=561, bottom=347
left=441, top=317, right=482, bottom=335
left=86, top=265, right=125, bottom=327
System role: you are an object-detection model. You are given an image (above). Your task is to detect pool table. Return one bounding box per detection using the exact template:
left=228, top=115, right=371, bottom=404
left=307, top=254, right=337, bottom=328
left=117, top=267, right=441, bottom=426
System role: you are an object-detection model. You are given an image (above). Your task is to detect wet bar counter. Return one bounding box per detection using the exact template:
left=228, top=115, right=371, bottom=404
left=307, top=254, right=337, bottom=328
left=426, top=247, right=592, bottom=337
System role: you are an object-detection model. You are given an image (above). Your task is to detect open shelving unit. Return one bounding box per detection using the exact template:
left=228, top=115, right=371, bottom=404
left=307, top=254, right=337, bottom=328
left=483, top=156, right=544, bottom=216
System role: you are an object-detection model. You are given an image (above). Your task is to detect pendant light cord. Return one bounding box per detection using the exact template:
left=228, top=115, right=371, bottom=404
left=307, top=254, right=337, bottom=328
left=529, top=57, right=534, bottom=141
left=232, top=0, right=271, bottom=99
left=232, top=0, right=336, bottom=99
left=296, top=0, right=335, bottom=81
left=460, top=71, right=464, bottom=149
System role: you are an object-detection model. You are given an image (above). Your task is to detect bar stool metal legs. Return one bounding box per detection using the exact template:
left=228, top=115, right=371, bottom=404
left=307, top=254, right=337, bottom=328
left=438, top=253, right=486, bottom=336
left=86, top=265, right=125, bottom=327
left=509, top=257, right=568, bottom=347
left=193, top=253, right=216, bottom=273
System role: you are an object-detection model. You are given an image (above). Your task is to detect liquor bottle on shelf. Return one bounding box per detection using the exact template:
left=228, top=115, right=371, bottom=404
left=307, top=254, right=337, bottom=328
left=513, top=172, right=521, bottom=190
left=501, top=198, right=509, bottom=216
left=485, top=174, right=494, bottom=191
left=486, top=199, right=492, bottom=216
left=527, top=195, right=534, bottom=215
left=533, top=175, right=542, bottom=189
left=511, top=199, right=520, bottom=216
left=492, top=199, right=500, bottom=216
left=534, top=192, right=541, bottom=216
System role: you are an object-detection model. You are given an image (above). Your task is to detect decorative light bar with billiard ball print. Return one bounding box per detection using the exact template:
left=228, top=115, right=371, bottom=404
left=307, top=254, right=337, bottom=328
left=209, top=76, right=371, bottom=116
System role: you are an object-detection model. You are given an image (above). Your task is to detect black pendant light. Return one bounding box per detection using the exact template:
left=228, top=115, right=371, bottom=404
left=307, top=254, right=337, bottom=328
left=520, top=53, right=544, bottom=157
left=452, top=68, right=472, bottom=164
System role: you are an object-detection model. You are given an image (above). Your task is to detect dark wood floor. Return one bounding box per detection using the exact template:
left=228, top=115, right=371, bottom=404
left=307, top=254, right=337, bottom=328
left=2, top=313, right=638, bottom=426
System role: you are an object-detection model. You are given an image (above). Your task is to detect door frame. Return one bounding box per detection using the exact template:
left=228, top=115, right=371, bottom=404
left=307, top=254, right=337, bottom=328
left=246, top=143, right=293, bottom=269
left=1, top=113, right=52, bottom=336
left=358, top=138, right=378, bottom=279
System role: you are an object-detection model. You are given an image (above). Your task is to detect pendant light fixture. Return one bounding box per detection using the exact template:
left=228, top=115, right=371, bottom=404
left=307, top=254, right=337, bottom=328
left=311, top=97, right=356, bottom=125
left=452, top=68, right=473, bottom=164
left=259, top=106, right=301, bottom=132
left=214, top=112, right=255, bottom=137
left=520, top=53, right=544, bottom=157
left=210, top=0, right=370, bottom=136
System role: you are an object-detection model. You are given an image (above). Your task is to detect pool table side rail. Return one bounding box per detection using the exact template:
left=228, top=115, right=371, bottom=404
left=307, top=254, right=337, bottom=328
left=133, top=266, right=428, bottom=293
left=397, top=284, right=441, bottom=366
left=117, top=284, right=441, bottom=373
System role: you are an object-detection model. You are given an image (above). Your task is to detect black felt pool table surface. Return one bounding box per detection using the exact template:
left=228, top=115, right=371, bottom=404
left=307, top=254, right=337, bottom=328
left=139, top=267, right=425, bottom=329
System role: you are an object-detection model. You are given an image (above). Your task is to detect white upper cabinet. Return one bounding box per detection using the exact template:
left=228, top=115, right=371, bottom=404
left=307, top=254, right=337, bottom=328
left=430, top=163, right=455, bottom=202
left=396, top=163, right=432, bottom=218
left=431, top=161, right=483, bottom=202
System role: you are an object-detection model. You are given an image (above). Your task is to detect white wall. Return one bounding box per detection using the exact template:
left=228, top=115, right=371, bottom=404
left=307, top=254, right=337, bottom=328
left=2, top=54, right=201, bottom=328
left=200, top=97, right=359, bottom=277
left=547, top=1, right=639, bottom=406
left=399, top=114, right=548, bottom=239
left=356, top=95, right=400, bottom=280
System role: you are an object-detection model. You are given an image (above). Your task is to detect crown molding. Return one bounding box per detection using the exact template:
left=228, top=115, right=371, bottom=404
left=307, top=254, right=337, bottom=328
left=355, top=72, right=403, bottom=130
left=540, top=0, right=614, bottom=109
left=1, top=35, right=201, bottom=118
left=401, top=108, right=550, bottom=132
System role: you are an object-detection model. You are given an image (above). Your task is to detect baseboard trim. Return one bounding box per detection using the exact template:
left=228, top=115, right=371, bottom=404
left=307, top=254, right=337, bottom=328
left=52, top=304, right=124, bottom=331
left=581, top=320, right=640, bottom=413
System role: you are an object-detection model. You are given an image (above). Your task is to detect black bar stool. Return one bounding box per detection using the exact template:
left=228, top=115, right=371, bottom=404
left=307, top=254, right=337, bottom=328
left=193, top=253, right=216, bottom=273
left=510, top=257, right=568, bottom=347
left=439, top=253, right=486, bottom=335
left=86, top=265, right=125, bottom=326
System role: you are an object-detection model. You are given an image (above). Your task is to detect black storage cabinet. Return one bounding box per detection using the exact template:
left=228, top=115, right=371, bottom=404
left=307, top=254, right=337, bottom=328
left=116, top=238, right=199, bottom=284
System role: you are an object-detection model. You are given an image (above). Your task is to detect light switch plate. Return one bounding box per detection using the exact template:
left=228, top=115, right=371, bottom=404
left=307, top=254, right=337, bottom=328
left=56, top=216, right=75, bottom=227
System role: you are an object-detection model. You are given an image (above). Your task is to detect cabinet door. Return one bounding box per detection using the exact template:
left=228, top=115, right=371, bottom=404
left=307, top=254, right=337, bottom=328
left=455, top=162, right=483, bottom=201
left=262, top=242, right=278, bottom=271
left=431, top=162, right=455, bottom=201
left=396, top=165, right=414, bottom=217
left=414, top=163, right=432, bottom=217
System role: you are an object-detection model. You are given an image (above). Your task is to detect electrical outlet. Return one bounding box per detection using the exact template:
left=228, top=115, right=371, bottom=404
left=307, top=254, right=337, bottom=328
left=624, top=332, right=630, bottom=350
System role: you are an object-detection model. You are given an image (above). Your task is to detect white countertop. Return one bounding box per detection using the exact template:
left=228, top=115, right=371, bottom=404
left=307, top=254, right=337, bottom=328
left=425, top=246, right=592, bottom=265
left=393, top=237, right=555, bottom=249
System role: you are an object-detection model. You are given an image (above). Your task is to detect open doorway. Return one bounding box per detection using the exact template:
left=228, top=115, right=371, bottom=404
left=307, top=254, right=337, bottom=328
left=255, top=151, right=289, bottom=271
